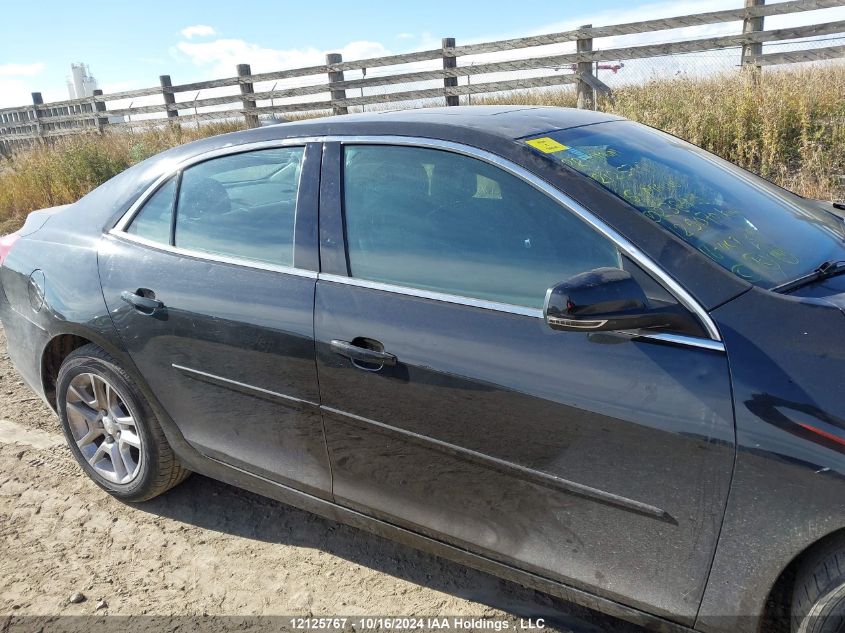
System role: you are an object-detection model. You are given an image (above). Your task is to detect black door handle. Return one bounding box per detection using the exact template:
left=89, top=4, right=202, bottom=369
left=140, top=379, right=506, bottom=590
left=330, top=339, right=397, bottom=367
left=121, top=289, right=164, bottom=314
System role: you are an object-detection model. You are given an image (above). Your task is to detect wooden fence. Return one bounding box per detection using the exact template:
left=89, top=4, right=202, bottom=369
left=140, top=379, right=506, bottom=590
left=2, top=0, right=845, bottom=155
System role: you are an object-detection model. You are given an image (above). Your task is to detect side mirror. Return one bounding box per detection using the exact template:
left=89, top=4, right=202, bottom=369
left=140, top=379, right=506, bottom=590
left=544, top=267, right=678, bottom=333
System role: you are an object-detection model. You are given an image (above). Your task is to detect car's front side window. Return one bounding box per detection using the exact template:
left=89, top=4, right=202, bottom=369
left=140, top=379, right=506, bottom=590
left=342, top=144, right=621, bottom=309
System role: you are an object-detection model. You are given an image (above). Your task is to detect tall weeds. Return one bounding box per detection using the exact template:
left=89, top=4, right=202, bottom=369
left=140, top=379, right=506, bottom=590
left=0, top=122, right=244, bottom=234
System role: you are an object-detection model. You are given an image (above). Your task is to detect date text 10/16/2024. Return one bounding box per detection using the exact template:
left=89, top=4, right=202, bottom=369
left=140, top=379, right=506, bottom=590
left=288, top=617, right=547, bottom=631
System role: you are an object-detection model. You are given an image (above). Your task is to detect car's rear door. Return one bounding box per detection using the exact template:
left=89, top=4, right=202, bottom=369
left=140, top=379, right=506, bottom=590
left=314, top=139, right=735, bottom=624
left=99, top=141, right=331, bottom=498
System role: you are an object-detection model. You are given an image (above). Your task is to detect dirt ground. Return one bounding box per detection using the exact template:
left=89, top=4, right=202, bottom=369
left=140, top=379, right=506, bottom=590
left=0, top=325, right=645, bottom=633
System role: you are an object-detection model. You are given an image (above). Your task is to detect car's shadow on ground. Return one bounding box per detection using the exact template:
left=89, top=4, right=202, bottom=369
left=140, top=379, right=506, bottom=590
left=133, top=473, right=647, bottom=633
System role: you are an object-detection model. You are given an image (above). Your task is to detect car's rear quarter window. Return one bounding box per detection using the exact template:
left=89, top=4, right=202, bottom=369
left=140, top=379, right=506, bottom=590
left=125, top=178, right=176, bottom=244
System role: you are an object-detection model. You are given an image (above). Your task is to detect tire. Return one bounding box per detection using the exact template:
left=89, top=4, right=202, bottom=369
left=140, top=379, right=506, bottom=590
left=56, top=343, right=190, bottom=502
left=792, top=536, right=845, bottom=633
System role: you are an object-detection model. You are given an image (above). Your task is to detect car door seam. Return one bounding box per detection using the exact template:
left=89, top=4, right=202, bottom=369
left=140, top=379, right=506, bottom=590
left=312, top=140, right=336, bottom=500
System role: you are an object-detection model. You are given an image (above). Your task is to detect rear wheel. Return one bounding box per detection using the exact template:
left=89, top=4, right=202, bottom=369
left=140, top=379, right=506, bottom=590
left=56, top=343, right=190, bottom=501
left=792, top=536, right=845, bottom=633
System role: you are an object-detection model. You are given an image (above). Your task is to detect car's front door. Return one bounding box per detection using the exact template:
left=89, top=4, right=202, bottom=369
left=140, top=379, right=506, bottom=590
left=314, top=141, right=735, bottom=624
left=99, top=142, right=331, bottom=497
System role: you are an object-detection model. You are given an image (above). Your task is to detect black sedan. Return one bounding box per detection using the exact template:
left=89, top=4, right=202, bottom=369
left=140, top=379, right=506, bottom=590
left=1, top=106, right=844, bottom=633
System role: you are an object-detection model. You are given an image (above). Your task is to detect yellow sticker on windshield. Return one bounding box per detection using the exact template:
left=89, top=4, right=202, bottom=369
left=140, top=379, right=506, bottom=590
left=525, top=137, right=568, bottom=153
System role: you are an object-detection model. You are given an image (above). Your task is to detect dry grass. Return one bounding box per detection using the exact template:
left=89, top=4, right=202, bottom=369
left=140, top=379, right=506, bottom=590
left=0, top=122, right=245, bottom=234
left=1, top=64, right=844, bottom=235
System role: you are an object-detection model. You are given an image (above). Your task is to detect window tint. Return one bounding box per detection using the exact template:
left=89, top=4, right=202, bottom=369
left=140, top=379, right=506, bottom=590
left=174, top=147, right=304, bottom=266
left=343, top=145, right=621, bottom=309
left=126, top=178, right=176, bottom=244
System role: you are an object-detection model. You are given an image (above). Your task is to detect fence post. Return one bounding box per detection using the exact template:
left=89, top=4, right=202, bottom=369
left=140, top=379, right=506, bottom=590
left=442, top=37, right=459, bottom=106
left=237, top=64, right=260, bottom=128
left=31, top=92, right=44, bottom=142
left=576, top=25, right=595, bottom=110
left=93, top=89, right=108, bottom=133
left=326, top=53, right=349, bottom=116
left=741, top=0, right=765, bottom=74
left=159, top=75, right=179, bottom=120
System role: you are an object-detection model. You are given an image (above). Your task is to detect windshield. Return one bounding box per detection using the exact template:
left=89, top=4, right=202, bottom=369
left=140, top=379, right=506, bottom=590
left=523, top=121, right=845, bottom=288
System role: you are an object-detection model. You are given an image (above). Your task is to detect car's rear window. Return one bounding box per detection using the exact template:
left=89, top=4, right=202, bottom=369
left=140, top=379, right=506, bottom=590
left=523, top=121, right=845, bottom=288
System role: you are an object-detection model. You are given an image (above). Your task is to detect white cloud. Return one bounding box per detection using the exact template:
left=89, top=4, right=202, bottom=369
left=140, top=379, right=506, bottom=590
left=175, top=37, right=392, bottom=77
left=180, top=24, right=217, bottom=39
left=0, top=79, right=35, bottom=107
left=0, top=81, right=65, bottom=108
left=0, top=63, right=48, bottom=108
left=0, top=62, right=45, bottom=77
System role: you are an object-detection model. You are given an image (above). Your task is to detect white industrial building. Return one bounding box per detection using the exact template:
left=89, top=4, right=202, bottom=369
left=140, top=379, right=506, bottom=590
left=65, top=63, right=124, bottom=124
left=66, top=63, right=98, bottom=100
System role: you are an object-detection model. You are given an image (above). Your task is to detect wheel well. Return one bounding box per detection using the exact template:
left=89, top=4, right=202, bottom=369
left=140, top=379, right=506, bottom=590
left=41, top=334, right=91, bottom=410
left=759, top=527, right=845, bottom=632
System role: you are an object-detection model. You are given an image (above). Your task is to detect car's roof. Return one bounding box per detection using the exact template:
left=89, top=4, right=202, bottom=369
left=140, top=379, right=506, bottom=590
left=154, top=106, right=625, bottom=175
left=266, top=106, right=623, bottom=140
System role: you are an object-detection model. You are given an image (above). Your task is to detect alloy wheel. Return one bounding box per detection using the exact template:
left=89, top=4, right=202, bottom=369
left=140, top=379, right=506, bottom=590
left=65, top=372, right=143, bottom=484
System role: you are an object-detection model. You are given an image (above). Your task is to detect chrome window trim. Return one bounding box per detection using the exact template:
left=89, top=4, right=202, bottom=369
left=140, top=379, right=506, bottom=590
left=109, top=133, right=722, bottom=343
left=110, top=138, right=316, bottom=274
left=318, top=273, right=544, bottom=318
left=641, top=332, right=725, bottom=352
left=112, top=138, right=321, bottom=233
left=317, top=273, right=724, bottom=353
left=103, top=232, right=318, bottom=279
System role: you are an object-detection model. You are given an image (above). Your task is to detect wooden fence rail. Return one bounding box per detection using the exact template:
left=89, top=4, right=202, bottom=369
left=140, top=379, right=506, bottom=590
left=2, top=0, right=845, bottom=154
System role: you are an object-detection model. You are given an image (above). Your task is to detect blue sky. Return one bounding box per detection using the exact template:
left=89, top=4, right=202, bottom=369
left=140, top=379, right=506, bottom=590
left=1, top=0, right=844, bottom=108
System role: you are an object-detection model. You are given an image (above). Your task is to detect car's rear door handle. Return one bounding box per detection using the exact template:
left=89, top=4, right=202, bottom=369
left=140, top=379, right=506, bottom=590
left=121, top=289, right=164, bottom=314
left=330, top=339, right=397, bottom=367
